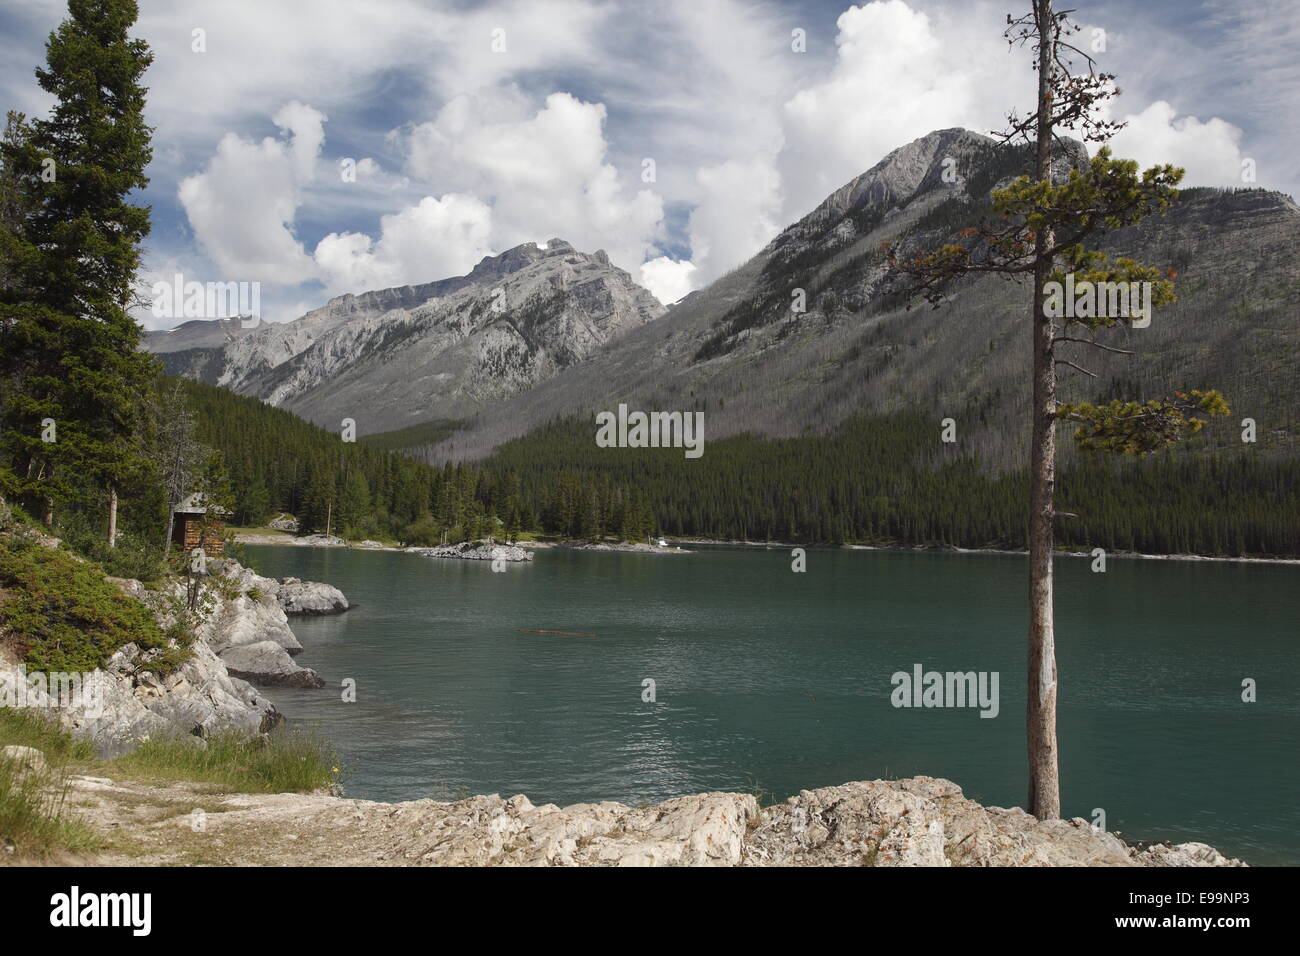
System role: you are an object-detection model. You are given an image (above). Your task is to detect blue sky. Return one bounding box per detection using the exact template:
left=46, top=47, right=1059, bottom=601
left=2, top=0, right=1295, bottom=326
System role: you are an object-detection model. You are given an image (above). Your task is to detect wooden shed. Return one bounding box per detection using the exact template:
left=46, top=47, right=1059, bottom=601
left=171, top=492, right=230, bottom=555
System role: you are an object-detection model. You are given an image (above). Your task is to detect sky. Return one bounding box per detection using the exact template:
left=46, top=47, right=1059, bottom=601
left=2, top=0, right=1296, bottom=328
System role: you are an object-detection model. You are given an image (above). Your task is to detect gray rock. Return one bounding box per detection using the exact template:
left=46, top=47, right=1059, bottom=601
left=200, top=562, right=303, bottom=655
left=740, top=777, right=1246, bottom=867
left=0, top=745, right=47, bottom=775
left=156, top=774, right=1244, bottom=867
left=146, top=239, right=665, bottom=434
left=408, top=542, right=532, bottom=562
left=294, top=533, right=346, bottom=548
left=277, top=576, right=350, bottom=615
left=1131, top=842, right=1247, bottom=867
left=219, top=641, right=325, bottom=689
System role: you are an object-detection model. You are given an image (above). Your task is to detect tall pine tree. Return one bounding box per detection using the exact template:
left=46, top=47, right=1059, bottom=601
left=0, top=0, right=156, bottom=538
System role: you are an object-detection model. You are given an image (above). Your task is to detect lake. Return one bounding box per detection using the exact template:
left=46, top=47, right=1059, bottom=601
left=240, top=543, right=1300, bottom=865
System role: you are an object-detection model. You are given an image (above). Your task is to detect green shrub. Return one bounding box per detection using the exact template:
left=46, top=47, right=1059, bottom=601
left=401, top=515, right=441, bottom=547
left=0, top=538, right=174, bottom=673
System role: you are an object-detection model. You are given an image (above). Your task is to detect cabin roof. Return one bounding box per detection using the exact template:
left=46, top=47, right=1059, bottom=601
left=174, top=492, right=231, bottom=516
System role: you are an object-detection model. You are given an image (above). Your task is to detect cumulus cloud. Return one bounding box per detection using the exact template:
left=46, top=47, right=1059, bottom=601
left=778, top=0, right=1016, bottom=220
left=178, top=101, right=326, bottom=285
left=639, top=257, right=697, bottom=305
left=150, top=0, right=1279, bottom=320
left=685, top=159, right=784, bottom=282
left=400, top=90, right=665, bottom=277
left=1108, top=101, right=1247, bottom=187
left=314, top=193, right=494, bottom=294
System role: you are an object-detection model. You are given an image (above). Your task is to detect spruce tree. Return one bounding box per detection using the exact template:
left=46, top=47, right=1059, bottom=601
left=0, top=0, right=156, bottom=537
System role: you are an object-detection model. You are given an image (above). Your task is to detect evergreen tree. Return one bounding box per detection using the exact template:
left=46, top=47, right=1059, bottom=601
left=0, top=0, right=156, bottom=537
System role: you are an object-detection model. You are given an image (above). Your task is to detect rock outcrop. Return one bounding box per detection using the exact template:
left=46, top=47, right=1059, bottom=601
left=0, top=556, right=342, bottom=756
left=0, top=636, right=281, bottom=759
left=219, top=641, right=325, bottom=689
left=409, top=542, right=532, bottom=562
left=277, top=577, right=350, bottom=615
left=267, top=514, right=299, bottom=532
left=65, top=773, right=1248, bottom=868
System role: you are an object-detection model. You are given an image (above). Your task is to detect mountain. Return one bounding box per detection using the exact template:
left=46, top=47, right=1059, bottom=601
left=146, top=239, right=664, bottom=433
left=150, top=128, right=1300, bottom=465
left=415, top=128, right=1300, bottom=464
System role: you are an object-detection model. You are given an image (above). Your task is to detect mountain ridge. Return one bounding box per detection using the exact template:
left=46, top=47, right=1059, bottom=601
left=147, top=128, right=1300, bottom=463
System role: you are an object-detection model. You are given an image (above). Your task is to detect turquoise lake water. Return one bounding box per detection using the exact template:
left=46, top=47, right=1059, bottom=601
left=240, top=543, right=1300, bottom=865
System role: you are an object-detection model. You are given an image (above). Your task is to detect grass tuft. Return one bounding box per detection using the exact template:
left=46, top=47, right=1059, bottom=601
left=109, top=730, right=341, bottom=794
left=0, top=709, right=101, bottom=858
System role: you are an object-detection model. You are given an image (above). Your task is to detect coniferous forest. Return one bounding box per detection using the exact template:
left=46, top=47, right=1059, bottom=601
left=176, top=378, right=1300, bottom=558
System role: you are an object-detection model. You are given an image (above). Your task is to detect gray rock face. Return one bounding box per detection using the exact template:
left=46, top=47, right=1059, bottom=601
left=404, top=130, right=1298, bottom=466
left=148, top=239, right=665, bottom=432
left=277, top=577, right=350, bottom=615
left=198, top=562, right=303, bottom=656
left=0, top=635, right=282, bottom=759
left=219, top=641, right=325, bottom=689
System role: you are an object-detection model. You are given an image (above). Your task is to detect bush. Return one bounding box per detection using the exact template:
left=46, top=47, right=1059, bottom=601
left=401, top=515, right=442, bottom=547
left=0, top=537, right=173, bottom=673
left=94, top=534, right=167, bottom=585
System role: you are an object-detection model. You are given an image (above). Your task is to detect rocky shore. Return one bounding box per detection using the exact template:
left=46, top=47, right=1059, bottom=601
left=408, top=542, right=532, bottom=562
left=233, top=528, right=690, bottom=558
left=57, top=772, right=1245, bottom=867
left=0, top=557, right=347, bottom=756
left=521, top=540, right=690, bottom=555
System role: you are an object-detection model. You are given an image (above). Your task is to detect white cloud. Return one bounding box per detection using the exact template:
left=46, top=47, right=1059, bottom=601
left=1108, top=101, right=1247, bottom=187
left=778, top=0, right=1017, bottom=220
left=639, top=257, right=697, bottom=305
left=314, top=193, right=493, bottom=294
left=686, top=159, right=784, bottom=282
left=177, top=101, right=326, bottom=285
left=122, top=0, right=1283, bottom=320
left=400, top=90, right=665, bottom=278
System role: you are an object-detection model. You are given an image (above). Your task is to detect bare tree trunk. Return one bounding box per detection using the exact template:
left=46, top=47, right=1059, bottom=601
left=108, top=484, right=118, bottom=548
left=1027, top=0, right=1061, bottom=820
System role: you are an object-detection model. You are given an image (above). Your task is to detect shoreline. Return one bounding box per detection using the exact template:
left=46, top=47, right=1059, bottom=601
left=233, top=531, right=692, bottom=555
left=232, top=530, right=1300, bottom=566
left=668, top=537, right=1300, bottom=566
